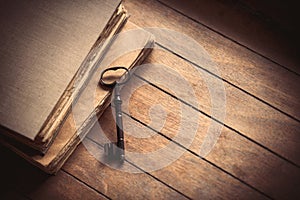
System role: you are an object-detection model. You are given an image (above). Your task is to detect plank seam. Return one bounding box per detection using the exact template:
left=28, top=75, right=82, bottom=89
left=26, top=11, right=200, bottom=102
left=124, top=159, right=192, bottom=199
left=155, top=0, right=300, bottom=77
left=135, top=74, right=300, bottom=169
left=155, top=42, right=300, bottom=123
left=85, top=137, right=192, bottom=200
left=61, top=169, right=111, bottom=200
left=121, top=111, right=273, bottom=199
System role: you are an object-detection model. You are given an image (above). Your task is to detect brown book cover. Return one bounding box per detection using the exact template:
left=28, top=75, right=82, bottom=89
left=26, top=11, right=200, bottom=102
left=0, top=0, right=127, bottom=153
left=0, top=22, right=154, bottom=174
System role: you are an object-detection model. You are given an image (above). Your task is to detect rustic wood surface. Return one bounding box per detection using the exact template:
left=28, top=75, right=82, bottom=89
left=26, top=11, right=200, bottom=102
left=1, top=0, right=299, bottom=199
left=135, top=49, right=300, bottom=166
left=159, top=0, right=300, bottom=74
left=113, top=72, right=300, bottom=199
left=87, top=109, right=267, bottom=199
left=124, top=0, right=300, bottom=123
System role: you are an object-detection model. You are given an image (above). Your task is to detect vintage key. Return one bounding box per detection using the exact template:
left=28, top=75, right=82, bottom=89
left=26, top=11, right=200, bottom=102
left=99, top=66, right=130, bottom=163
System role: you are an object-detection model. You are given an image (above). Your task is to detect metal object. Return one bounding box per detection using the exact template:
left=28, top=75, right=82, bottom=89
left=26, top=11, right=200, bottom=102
left=99, top=66, right=130, bottom=163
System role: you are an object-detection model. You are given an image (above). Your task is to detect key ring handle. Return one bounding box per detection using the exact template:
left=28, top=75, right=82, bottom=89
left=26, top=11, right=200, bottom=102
left=99, top=66, right=130, bottom=88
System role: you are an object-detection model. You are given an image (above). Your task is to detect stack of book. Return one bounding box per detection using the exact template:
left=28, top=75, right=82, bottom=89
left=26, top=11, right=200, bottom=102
left=0, top=0, right=154, bottom=173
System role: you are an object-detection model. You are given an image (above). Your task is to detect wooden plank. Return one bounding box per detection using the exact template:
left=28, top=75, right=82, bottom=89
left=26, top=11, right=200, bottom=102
left=113, top=73, right=300, bottom=199
left=28, top=171, right=107, bottom=200
left=159, top=0, right=300, bottom=74
left=63, top=140, right=188, bottom=200
left=135, top=48, right=300, bottom=166
left=124, top=0, right=300, bottom=122
left=0, top=0, right=121, bottom=141
left=0, top=145, right=107, bottom=200
left=86, top=109, right=268, bottom=199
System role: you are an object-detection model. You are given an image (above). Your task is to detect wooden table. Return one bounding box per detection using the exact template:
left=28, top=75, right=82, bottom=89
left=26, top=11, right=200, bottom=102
left=1, top=0, right=299, bottom=199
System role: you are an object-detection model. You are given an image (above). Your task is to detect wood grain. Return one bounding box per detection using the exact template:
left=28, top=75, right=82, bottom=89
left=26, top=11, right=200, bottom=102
left=115, top=74, right=300, bottom=199
left=124, top=0, right=300, bottom=122
left=159, top=0, right=300, bottom=74
left=28, top=171, right=107, bottom=200
left=134, top=48, right=300, bottom=166
left=63, top=140, right=188, bottom=200
left=86, top=109, right=267, bottom=199
left=1, top=1, right=299, bottom=199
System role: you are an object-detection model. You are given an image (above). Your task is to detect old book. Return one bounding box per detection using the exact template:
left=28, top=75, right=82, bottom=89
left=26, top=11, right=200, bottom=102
left=0, top=22, right=154, bottom=173
left=0, top=0, right=127, bottom=153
